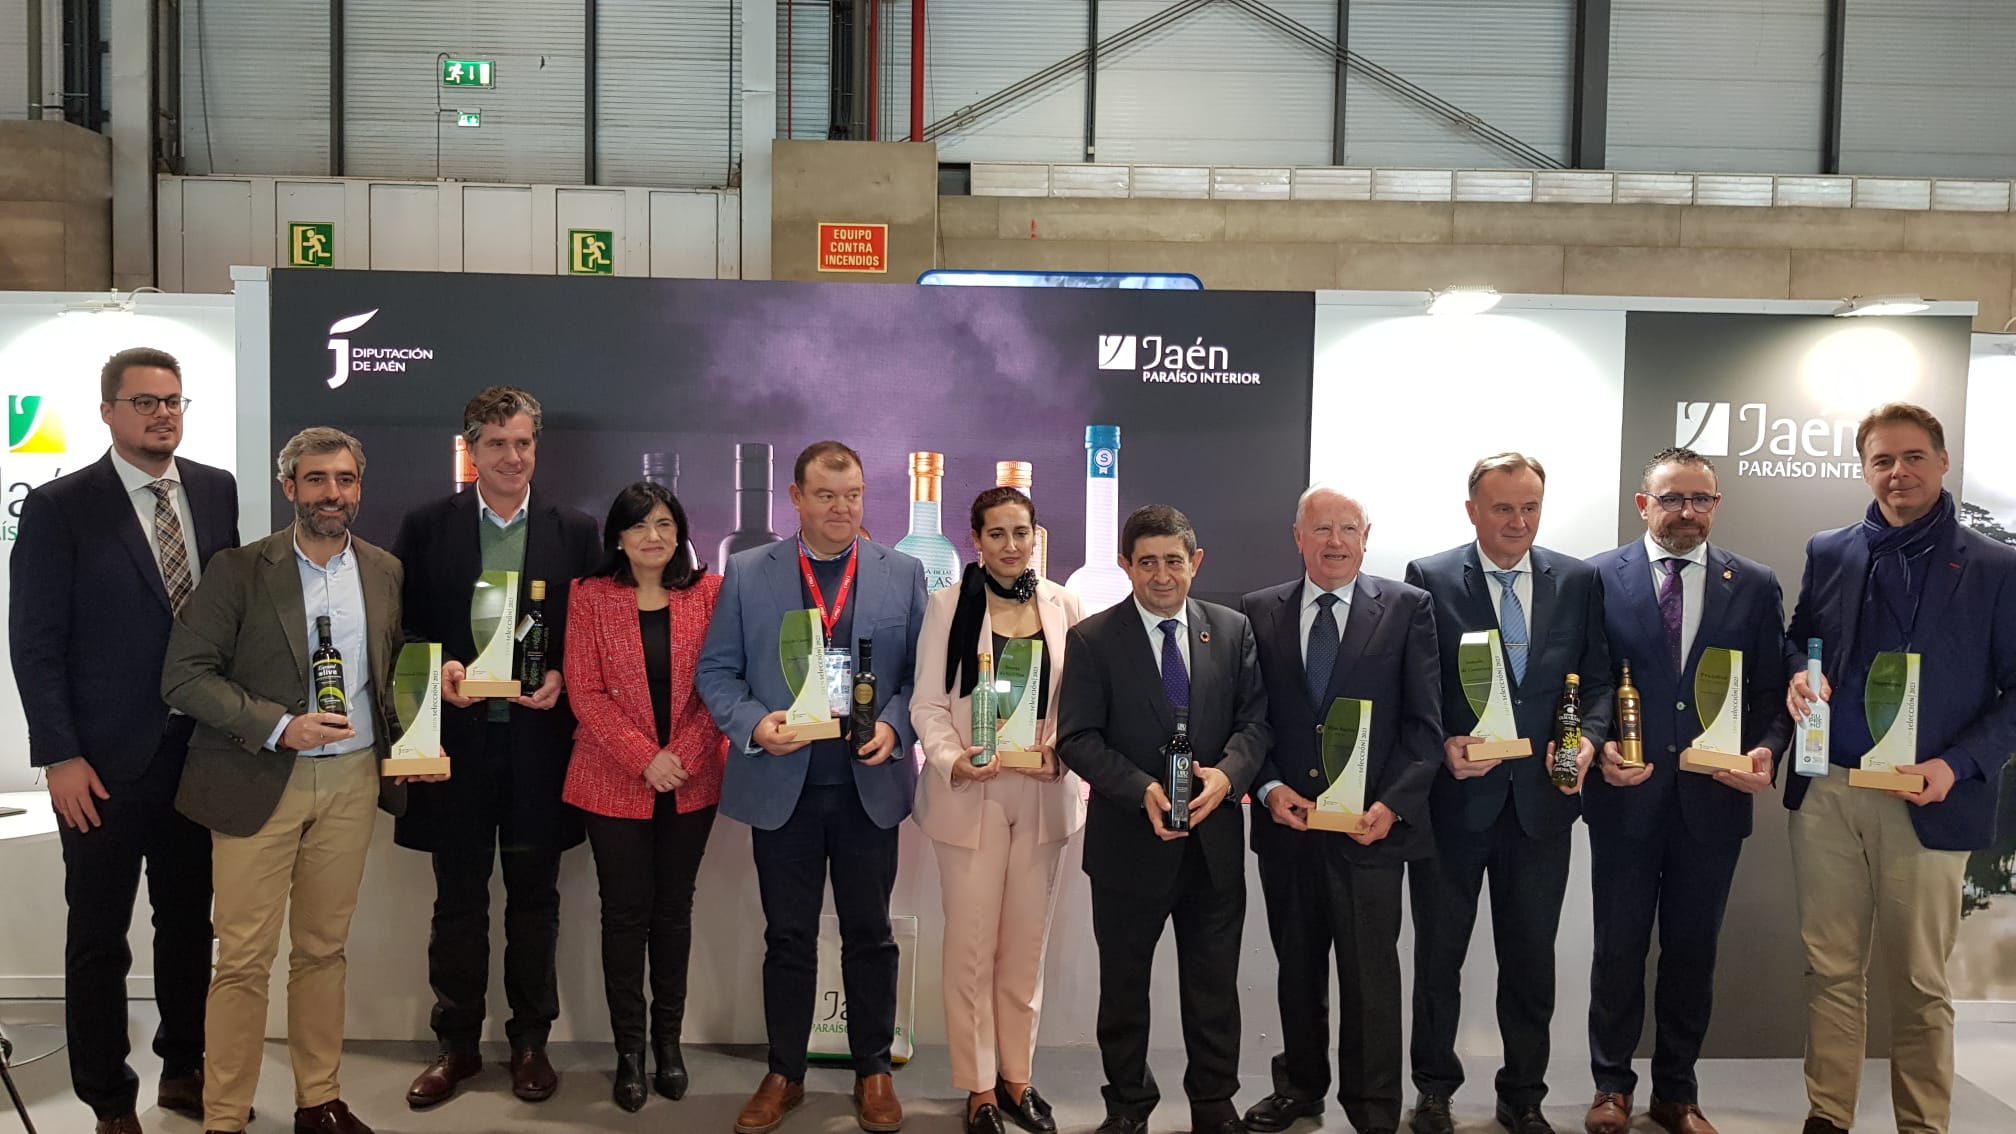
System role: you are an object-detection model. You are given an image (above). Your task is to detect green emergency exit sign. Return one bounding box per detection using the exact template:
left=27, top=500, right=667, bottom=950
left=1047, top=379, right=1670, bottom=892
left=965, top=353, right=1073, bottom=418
left=442, top=59, right=495, bottom=87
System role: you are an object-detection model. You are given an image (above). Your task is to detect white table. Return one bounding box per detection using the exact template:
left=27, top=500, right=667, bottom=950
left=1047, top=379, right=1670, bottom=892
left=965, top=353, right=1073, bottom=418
left=0, top=791, right=64, bottom=1069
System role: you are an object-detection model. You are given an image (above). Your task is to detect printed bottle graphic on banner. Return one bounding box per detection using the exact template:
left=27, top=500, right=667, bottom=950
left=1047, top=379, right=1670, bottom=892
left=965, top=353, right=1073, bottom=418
left=995, top=460, right=1048, bottom=579
left=7, top=395, right=65, bottom=453
left=1066, top=425, right=1133, bottom=612
left=895, top=451, right=962, bottom=592
left=641, top=450, right=700, bottom=565
left=720, top=442, right=783, bottom=565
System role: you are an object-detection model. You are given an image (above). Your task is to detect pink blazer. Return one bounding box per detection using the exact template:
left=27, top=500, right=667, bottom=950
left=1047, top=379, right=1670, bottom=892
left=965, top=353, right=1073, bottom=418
left=910, top=578, right=1086, bottom=848
left=563, top=574, right=728, bottom=819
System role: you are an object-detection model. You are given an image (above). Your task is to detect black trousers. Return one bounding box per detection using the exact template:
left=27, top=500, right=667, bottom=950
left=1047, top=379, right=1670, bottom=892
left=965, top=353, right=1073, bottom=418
left=1258, top=843, right=1404, bottom=1133
left=582, top=797, right=717, bottom=1053
left=750, top=784, right=899, bottom=1080
left=1587, top=815, right=1743, bottom=1103
left=57, top=719, right=212, bottom=1120
left=1407, top=799, right=1572, bottom=1108
left=1090, top=838, right=1246, bottom=1129
left=427, top=725, right=563, bottom=1052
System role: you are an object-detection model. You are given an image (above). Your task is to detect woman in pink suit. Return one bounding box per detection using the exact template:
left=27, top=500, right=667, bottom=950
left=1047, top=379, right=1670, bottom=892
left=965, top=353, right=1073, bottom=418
left=911, top=486, right=1086, bottom=1134
left=562, top=481, right=727, bottom=1112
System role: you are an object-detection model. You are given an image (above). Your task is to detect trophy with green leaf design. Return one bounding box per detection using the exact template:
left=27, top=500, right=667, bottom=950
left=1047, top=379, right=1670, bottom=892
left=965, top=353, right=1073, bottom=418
left=461, top=569, right=522, bottom=697
left=1459, top=629, right=1529, bottom=760
left=1849, top=651, right=1925, bottom=793
left=994, top=638, right=1045, bottom=770
left=382, top=643, right=451, bottom=778
left=1308, top=697, right=1372, bottom=831
left=1680, top=647, right=1750, bottom=773
left=779, top=608, right=842, bottom=740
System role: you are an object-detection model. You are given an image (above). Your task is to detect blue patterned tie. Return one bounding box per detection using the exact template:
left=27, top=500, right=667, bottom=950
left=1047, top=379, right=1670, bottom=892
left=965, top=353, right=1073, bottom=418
left=1491, top=570, right=1529, bottom=683
left=1305, top=593, right=1340, bottom=708
left=1159, top=619, right=1190, bottom=709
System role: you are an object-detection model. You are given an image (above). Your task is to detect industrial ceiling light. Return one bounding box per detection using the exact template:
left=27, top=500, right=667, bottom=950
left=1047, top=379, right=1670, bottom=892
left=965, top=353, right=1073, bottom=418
left=58, top=286, right=163, bottom=316
left=1834, top=294, right=1929, bottom=317
left=1427, top=286, right=1502, bottom=316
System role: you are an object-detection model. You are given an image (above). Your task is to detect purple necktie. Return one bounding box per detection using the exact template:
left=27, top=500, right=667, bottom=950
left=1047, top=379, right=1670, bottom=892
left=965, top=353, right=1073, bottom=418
left=1159, top=618, right=1190, bottom=709
left=1659, top=557, right=1685, bottom=671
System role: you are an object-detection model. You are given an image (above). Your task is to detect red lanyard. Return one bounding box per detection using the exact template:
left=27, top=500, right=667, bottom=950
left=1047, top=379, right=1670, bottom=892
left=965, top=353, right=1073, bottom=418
left=797, top=540, right=858, bottom=639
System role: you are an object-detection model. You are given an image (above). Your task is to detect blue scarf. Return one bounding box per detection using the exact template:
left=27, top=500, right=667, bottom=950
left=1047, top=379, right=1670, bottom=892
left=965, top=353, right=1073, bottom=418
left=1858, top=489, right=1955, bottom=649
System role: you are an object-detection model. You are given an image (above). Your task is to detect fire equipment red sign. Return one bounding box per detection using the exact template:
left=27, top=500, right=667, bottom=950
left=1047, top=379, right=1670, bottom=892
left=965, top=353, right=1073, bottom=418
left=818, top=223, right=889, bottom=273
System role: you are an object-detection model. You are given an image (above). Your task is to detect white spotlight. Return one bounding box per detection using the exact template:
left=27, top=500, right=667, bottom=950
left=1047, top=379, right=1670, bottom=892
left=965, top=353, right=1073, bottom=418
left=1834, top=295, right=1929, bottom=317
left=1427, top=287, right=1502, bottom=317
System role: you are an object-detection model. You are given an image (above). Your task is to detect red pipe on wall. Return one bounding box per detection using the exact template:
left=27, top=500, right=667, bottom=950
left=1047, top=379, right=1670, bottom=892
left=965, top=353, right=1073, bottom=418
left=910, top=0, right=924, bottom=141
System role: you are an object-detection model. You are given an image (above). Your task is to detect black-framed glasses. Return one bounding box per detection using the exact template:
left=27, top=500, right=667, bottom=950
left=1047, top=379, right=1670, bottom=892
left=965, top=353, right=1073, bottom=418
left=1649, top=492, right=1719, bottom=513
left=112, top=394, right=191, bottom=414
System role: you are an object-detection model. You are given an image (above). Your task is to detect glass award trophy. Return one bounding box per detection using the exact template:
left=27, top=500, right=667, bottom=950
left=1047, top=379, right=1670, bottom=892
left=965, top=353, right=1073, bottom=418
left=994, top=638, right=1045, bottom=769
left=382, top=643, right=450, bottom=778
left=1459, top=629, right=1529, bottom=759
left=1307, top=697, right=1371, bottom=832
left=461, top=569, right=522, bottom=697
left=1680, top=647, right=1749, bottom=773
left=779, top=608, right=843, bottom=740
left=1849, top=651, right=1925, bottom=792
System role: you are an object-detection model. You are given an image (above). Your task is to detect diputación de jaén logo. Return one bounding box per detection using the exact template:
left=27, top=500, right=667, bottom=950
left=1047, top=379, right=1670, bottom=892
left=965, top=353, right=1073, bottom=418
left=325, top=310, right=435, bottom=389
left=8, top=395, right=65, bottom=453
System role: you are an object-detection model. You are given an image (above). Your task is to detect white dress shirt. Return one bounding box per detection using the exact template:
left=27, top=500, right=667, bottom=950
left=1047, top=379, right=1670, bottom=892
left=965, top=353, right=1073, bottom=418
left=1135, top=598, right=1190, bottom=676
left=1645, top=533, right=1708, bottom=665
left=110, top=449, right=203, bottom=588
left=1258, top=575, right=1360, bottom=804
left=1477, top=543, right=1535, bottom=636
left=478, top=486, right=531, bottom=530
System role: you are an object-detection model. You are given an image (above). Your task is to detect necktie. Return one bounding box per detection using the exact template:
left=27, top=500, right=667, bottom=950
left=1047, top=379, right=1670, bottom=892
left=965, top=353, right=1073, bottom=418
left=1659, top=557, right=1686, bottom=671
left=1305, top=593, right=1340, bottom=708
left=1158, top=618, right=1190, bottom=710
left=149, top=480, right=194, bottom=613
left=1490, top=569, right=1528, bottom=683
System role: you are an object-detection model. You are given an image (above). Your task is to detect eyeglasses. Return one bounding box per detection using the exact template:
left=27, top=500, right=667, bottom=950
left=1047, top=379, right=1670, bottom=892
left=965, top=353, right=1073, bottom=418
left=112, top=395, right=191, bottom=414
left=1649, top=492, right=1720, bottom=513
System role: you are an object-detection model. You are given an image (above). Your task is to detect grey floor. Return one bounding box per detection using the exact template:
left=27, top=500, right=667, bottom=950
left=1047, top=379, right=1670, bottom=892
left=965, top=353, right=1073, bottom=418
left=4, top=1001, right=2015, bottom=1133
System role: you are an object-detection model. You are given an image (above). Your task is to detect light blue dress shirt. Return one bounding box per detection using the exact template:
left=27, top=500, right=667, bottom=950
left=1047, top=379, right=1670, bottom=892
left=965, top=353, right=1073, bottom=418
left=265, top=533, right=376, bottom=755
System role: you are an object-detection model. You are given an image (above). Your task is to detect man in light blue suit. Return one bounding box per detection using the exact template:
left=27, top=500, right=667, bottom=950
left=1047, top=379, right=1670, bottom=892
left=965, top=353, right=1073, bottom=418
left=697, top=440, right=928, bottom=1134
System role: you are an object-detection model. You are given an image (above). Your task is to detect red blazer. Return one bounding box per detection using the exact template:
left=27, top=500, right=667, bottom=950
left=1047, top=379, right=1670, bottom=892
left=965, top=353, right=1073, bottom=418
left=563, top=573, right=729, bottom=818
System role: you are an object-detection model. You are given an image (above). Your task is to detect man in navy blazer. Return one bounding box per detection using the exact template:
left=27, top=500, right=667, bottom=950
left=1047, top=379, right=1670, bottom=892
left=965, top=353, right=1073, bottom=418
left=1239, top=487, right=1441, bottom=1134
left=1581, top=448, right=1790, bottom=1134
left=9, top=347, right=237, bottom=1132
left=696, top=441, right=927, bottom=1134
left=1402, top=452, right=1612, bottom=1134
left=1782, top=404, right=2016, bottom=1134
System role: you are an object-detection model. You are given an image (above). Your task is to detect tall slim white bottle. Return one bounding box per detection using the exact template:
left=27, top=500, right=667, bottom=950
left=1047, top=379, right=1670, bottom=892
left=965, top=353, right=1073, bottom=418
left=1796, top=637, right=1830, bottom=777
left=1064, top=425, right=1133, bottom=612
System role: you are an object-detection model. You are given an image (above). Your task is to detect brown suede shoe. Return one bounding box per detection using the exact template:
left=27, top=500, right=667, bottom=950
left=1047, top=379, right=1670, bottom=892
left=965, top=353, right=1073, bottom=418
left=854, top=1073, right=905, bottom=1133
left=1583, top=1092, right=1631, bottom=1134
left=95, top=1116, right=142, bottom=1134
left=510, top=1047, right=559, bottom=1102
left=157, top=1071, right=204, bottom=1119
left=1648, top=1099, right=1719, bottom=1134
left=293, top=1098, right=374, bottom=1134
left=734, top=1073, right=807, bottom=1134
left=406, top=1049, right=483, bottom=1109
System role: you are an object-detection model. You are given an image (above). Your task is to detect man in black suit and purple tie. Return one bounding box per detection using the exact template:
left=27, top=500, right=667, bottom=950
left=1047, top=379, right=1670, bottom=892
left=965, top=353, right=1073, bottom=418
left=9, top=348, right=238, bottom=1134
left=1057, top=504, right=1271, bottom=1134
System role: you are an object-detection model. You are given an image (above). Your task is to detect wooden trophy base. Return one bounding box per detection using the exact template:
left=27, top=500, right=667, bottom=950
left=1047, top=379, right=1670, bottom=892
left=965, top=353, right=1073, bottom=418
left=1467, top=737, right=1531, bottom=761
left=382, top=756, right=451, bottom=778
left=1307, top=807, right=1361, bottom=833
left=997, top=747, right=1044, bottom=770
left=460, top=678, right=522, bottom=698
left=1680, top=747, right=1749, bottom=774
left=1849, top=767, right=1926, bottom=793
left=785, top=716, right=843, bottom=741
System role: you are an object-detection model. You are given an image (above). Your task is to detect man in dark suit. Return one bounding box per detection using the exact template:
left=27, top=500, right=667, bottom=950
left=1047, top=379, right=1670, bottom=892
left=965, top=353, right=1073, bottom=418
left=164, top=426, right=424, bottom=1134
left=696, top=441, right=927, bottom=1134
left=393, top=386, right=600, bottom=1109
left=1057, top=504, right=1271, bottom=1134
left=1239, top=487, right=1441, bottom=1134
left=1404, top=452, right=1611, bottom=1134
left=1783, top=403, right=2016, bottom=1134
left=1581, top=448, right=1790, bottom=1134
left=8, top=347, right=237, bottom=1134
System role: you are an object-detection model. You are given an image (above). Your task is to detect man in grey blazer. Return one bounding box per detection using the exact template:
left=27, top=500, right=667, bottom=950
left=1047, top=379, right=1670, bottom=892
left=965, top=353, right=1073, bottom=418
left=164, top=428, right=434, bottom=1134
left=696, top=441, right=928, bottom=1134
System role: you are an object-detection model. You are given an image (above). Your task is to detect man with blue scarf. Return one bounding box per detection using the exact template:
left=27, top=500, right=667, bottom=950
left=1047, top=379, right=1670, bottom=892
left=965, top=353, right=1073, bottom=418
left=1784, top=403, right=2016, bottom=1134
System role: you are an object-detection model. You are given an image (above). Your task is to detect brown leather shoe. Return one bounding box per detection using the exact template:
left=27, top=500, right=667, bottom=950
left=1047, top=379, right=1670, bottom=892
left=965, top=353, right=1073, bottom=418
left=294, top=1098, right=375, bottom=1134
left=406, top=1048, right=483, bottom=1109
left=1583, top=1092, right=1631, bottom=1134
left=854, top=1073, right=905, bottom=1133
left=95, top=1116, right=142, bottom=1134
left=158, top=1071, right=204, bottom=1119
left=510, top=1046, right=559, bottom=1101
left=734, top=1073, right=807, bottom=1134
left=1648, top=1099, right=1719, bottom=1134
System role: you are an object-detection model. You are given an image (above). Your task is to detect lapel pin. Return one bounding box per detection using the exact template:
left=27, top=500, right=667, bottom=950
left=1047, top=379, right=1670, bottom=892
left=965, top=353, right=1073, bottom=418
left=1198, top=631, right=1211, bottom=644
left=1722, top=569, right=1733, bottom=580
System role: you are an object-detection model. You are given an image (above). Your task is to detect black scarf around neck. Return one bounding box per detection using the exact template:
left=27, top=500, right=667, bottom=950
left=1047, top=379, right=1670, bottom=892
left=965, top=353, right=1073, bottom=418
left=944, top=563, right=1037, bottom=697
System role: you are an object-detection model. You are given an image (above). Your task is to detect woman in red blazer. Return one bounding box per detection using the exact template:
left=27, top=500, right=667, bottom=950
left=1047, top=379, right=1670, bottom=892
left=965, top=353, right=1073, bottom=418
left=562, top=481, right=727, bottom=1112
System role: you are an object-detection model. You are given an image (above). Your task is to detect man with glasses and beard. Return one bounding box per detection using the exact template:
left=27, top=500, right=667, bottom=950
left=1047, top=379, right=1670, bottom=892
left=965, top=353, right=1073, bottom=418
left=1580, top=448, right=1788, bottom=1134
left=163, top=428, right=438, bottom=1134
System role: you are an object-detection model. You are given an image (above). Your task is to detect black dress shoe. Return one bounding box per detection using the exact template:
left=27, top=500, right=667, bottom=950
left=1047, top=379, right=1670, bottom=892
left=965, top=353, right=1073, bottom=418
left=1095, top=1117, right=1148, bottom=1134
left=1801, top=1119, right=1848, bottom=1134
left=1244, top=1092, right=1325, bottom=1132
left=994, top=1082, right=1057, bottom=1134
left=966, top=1103, right=1008, bottom=1134
left=1496, top=1101, right=1557, bottom=1134
left=613, top=1051, right=647, bottom=1113
left=1411, top=1094, right=1455, bottom=1134
left=653, top=1041, right=689, bottom=1101
left=1194, top=1119, right=1249, bottom=1134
